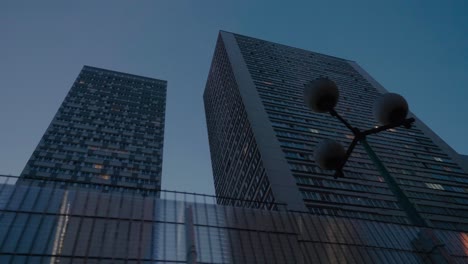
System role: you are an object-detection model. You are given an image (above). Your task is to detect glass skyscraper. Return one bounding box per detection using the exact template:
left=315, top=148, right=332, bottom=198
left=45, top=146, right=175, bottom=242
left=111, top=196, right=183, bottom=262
left=21, top=66, right=166, bottom=192
left=204, top=31, right=468, bottom=232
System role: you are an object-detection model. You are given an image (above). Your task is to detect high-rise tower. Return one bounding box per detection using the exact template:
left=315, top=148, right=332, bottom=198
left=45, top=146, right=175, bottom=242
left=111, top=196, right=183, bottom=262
left=204, top=31, right=468, bottom=231
left=21, top=66, right=166, bottom=192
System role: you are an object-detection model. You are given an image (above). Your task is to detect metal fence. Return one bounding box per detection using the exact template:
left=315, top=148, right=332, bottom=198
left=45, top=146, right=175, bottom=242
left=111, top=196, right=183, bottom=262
left=0, top=175, right=467, bottom=263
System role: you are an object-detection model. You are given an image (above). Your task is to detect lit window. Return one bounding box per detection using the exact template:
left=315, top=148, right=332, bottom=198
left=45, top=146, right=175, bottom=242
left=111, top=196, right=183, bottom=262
left=434, top=157, right=443, bottom=162
left=345, top=134, right=354, bottom=139
left=388, top=128, right=396, bottom=132
left=425, top=183, right=444, bottom=190
left=310, top=129, right=319, bottom=134
left=242, top=145, right=248, bottom=155
left=401, top=169, right=410, bottom=175
left=94, top=164, right=103, bottom=169
left=100, top=174, right=110, bottom=180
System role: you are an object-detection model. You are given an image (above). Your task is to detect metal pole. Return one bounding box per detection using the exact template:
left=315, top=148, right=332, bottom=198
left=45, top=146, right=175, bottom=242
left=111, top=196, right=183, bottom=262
left=361, top=139, right=453, bottom=264
left=360, top=138, right=428, bottom=227
left=185, top=206, right=197, bottom=264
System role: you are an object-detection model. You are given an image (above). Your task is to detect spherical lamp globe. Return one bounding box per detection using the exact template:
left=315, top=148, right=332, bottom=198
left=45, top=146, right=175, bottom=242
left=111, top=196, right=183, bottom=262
left=304, top=78, right=339, bottom=113
left=374, top=93, right=409, bottom=125
left=314, top=139, right=346, bottom=170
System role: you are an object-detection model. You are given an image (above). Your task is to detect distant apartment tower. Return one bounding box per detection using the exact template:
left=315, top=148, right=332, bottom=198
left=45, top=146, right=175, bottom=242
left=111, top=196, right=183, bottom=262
left=21, top=66, right=166, bottom=192
left=204, top=31, right=468, bottom=231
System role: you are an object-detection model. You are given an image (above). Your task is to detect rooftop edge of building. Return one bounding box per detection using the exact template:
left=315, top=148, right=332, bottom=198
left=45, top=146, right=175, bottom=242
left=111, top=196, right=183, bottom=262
left=219, top=30, right=356, bottom=63
left=82, top=65, right=168, bottom=84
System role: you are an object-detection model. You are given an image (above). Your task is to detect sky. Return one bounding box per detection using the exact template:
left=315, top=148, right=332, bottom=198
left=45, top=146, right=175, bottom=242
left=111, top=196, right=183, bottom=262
left=1, top=0, right=467, bottom=195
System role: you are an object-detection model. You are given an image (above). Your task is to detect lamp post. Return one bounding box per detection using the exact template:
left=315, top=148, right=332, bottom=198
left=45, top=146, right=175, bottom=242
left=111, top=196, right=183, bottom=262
left=304, top=78, right=453, bottom=263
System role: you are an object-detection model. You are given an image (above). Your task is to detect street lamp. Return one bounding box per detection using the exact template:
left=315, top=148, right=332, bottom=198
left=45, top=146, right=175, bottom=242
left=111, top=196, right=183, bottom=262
left=304, top=77, right=453, bottom=263
left=304, top=78, right=414, bottom=178
left=304, top=77, right=423, bottom=220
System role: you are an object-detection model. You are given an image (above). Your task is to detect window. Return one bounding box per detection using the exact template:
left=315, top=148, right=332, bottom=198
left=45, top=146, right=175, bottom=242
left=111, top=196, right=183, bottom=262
left=94, top=164, right=103, bottom=169
left=425, top=183, right=444, bottom=190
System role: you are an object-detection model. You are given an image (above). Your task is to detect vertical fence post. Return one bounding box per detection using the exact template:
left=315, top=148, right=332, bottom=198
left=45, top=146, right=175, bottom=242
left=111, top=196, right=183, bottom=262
left=185, top=206, right=197, bottom=264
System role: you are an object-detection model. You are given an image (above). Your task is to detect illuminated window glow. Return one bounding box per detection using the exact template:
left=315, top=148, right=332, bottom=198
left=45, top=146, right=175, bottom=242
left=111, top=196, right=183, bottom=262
left=425, top=183, right=444, bottom=190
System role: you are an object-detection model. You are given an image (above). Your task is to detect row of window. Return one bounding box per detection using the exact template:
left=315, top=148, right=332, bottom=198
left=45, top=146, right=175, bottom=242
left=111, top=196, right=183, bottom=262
left=32, top=159, right=160, bottom=174
left=398, top=179, right=468, bottom=193
left=45, top=132, right=162, bottom=147
left=38, top=145, right=128, bottom=156
left=61, top=105, right=163, bottom=123
left=57, top=111, right=163, bottom=129
left=54, top=118, right=162, bottom=136
left=306, top=206, right=408, bottom=225
left=50, top=124, right=163, bottom=141
left=33, top=154, right=160, bottom=167
left=290, top=161, right=468, bottom=196
left=41, top=139, right=159, bottom=155
left=81, top=67, right=165, bottom=85
left=295, top=176, right=390, bottom=195
left=301, top=190, right=400, bottom=210
left=28, top=166, right=160, bottom=183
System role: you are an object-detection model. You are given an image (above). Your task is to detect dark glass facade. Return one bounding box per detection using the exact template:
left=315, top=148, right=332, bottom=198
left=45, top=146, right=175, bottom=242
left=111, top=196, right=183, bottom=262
left=21, top=66, right=166, bottom=192
left=204, top=31, right=468, bottom=231
left=204, top=37, right=276, bottom=209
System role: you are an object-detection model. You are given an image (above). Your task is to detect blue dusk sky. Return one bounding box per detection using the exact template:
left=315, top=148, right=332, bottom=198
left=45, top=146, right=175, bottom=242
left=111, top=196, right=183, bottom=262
left=1, top=1, right=467, bottom=195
